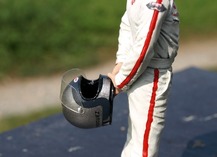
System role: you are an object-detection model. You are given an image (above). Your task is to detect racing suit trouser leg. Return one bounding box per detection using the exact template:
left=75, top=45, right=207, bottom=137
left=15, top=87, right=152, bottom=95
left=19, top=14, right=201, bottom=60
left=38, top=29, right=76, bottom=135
left=121, top=68, right=172, bottom=157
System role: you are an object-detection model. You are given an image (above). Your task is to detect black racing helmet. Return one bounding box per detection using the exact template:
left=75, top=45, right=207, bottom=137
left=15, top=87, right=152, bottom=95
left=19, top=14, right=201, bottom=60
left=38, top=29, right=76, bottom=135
left=60, top=69, right=115, bottom=129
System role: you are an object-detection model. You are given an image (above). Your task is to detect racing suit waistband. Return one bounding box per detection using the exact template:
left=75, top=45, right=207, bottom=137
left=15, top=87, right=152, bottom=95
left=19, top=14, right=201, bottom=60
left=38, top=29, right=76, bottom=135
left=148, top=57, right=174, bottom=69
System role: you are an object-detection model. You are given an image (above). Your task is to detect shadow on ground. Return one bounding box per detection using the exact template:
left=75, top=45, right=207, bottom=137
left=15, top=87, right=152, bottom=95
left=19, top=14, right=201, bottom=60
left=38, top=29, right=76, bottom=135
left=181, top=131, right=217, bottom=157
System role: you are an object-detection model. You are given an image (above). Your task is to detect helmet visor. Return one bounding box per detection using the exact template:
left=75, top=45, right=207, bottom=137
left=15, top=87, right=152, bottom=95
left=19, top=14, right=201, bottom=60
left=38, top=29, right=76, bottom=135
left=60, top=69, right=85, bottom=113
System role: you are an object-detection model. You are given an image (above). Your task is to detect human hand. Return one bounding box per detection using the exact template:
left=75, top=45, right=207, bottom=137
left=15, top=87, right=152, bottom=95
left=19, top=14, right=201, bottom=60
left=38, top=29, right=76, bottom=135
left=108, top=62, right=123, bottom=95
left=107, top=72, right=121, bottom=95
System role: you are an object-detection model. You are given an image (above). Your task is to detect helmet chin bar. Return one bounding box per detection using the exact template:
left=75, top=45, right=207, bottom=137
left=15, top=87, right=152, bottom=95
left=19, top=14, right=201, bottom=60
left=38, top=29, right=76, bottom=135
left=60, top=69, right=115, bottom=129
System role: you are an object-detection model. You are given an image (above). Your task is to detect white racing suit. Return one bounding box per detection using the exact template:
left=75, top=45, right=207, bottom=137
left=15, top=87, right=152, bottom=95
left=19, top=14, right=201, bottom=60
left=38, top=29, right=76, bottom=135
left=114, top=0, right=179, bottom=157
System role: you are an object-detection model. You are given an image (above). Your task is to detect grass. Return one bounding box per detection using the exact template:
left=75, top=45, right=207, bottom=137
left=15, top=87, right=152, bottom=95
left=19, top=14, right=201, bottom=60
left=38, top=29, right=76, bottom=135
left=176, top=0, right=217, bottom=39
left=0, top=107, right=61, bottom=133
left=1, top=0, right=217, bottom=79
left=0, top=0, right=125, bottom=79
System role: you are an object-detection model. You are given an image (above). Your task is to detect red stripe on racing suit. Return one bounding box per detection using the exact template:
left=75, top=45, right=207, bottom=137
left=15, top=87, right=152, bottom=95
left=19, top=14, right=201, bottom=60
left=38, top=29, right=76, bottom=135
left=142, top=68, right=159, bottom=157
left=115, top=0, right=176, bottom=91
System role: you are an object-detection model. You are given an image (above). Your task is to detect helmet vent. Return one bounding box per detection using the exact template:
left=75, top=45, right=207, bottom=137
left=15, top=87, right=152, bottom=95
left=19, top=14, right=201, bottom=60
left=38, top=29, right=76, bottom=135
left=80, top=77, right=99, bottom=99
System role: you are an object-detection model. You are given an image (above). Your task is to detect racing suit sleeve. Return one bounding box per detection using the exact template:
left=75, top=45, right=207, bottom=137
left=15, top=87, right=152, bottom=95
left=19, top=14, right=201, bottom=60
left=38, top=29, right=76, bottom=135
left=115, top=0, right=171, bottom=91
left=116, top=11, right=132, bottom=64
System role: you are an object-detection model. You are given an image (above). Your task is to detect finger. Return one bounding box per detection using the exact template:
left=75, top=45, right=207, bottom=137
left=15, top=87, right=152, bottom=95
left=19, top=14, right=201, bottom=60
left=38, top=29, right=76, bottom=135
left=112, top=63, right=123, bottom=75
left=107, top=73, right=117, bottom=88
left=107, top=73, right=112, bottom=79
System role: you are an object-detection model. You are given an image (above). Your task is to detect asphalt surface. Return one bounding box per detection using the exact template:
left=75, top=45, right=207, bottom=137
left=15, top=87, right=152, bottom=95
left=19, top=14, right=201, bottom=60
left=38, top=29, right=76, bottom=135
left=0, top=67, right=217, bottom=157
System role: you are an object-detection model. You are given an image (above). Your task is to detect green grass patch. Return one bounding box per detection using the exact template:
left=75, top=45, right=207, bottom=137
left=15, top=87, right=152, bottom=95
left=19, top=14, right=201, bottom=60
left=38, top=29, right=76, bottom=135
left=0, top=0, right=125, bottom=79
left=0, top=0, right=217, bottom=79
left=176, top=0, right=217, bottom=39
left=0, top=107, right=61, bottom=133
